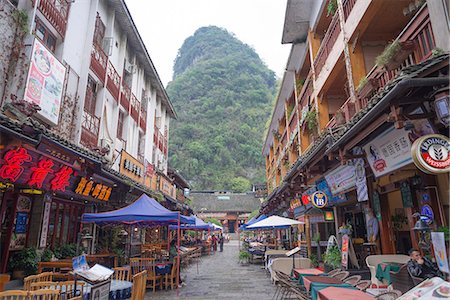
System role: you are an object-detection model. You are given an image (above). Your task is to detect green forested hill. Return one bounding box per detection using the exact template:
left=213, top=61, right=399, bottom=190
left=167, top=26, right=276, bottom=191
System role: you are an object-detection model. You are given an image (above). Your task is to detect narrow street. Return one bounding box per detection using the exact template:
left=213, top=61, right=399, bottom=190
left=147, top=240, right=276, bottom=300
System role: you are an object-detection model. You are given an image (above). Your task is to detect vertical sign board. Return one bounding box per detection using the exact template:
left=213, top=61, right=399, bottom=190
left=431, top=232, right=450, bottom=274
left=39, top=199, right=52, bottom=248
left=341, top=234, right=349, bottom=270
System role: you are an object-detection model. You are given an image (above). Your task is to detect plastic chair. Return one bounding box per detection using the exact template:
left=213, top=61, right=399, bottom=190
left=131, top=270, right=147, bottom=300
left=0, top=290, right=29, bottom=300
left=332, top=271, right=350, bottom=281
left=344, top=275, right=362, bottom=286
left=355, top=280, right=372, bottom=291
left=327, top=268, right=341, bottom=277
left=29, top=289, right=60, bottom=300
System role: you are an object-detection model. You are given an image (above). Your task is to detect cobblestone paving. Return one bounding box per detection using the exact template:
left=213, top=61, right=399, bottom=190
left=145, top=240, right=276, bottom=300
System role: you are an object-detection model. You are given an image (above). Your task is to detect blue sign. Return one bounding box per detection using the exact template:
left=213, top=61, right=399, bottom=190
left=312, top=191, right=328, bottom=208
left=421, top=205, right=434, bottom=223
left=15, top=212, right=28, bottom=234
left=421, top=193, right=430, bottom=202
left=316, top=178, right=347, bottom=205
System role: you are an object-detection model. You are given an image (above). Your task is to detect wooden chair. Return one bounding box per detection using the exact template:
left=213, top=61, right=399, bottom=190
left=344, top=275, right=362, bottom=286
left=113, top=267, right=131, bottom=281
left=374, top=290, right=402, bottom=300
left=28, top=290, right=60, bottom=300
left=131, top=270, right=147, bottom=300
left=30, top=282, right=59, bottom=291
left=130, top=258, right=163, bottom=292
left=332, top=271, right=350, bottom=281
left=0, top=275, right=10, bottom=292
left=164, top=258, right=178, bottom=290
left=327, top=268, right=341, bottom=277
left=67, top=296, right=82, bottom=300
left=24, top=272, right=54, bottom=290
left=355, top=280, right=372, bottom=291
left=389, top=264, right=415, bottom=294
left=0, top=290, right=29, bottom=300
left=56, top=281, right=85, bottom=299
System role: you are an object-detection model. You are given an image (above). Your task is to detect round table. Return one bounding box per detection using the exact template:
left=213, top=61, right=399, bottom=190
left=83, top=280, right=133, bottom=300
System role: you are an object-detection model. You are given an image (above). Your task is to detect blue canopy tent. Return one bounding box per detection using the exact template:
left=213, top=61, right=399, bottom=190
left=169, top=215, right=211, bottom=231
left=241, top=214, right=267, bottom=231
left=81, top=194, right=193, bottom=291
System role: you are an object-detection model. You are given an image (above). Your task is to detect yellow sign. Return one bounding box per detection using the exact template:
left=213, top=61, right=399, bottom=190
left=0, top=182, right=14, bottom=190
left=75, top=177, right=112, bottom=201
left=324, top=211, right=334, bottom=221
left=290, top=198, right=302, bottom=210
left=119, top=150, right=145, bottom=184
left=159, top=176, right=175, bottom=198
left=20, top=189, right=43, bottom=195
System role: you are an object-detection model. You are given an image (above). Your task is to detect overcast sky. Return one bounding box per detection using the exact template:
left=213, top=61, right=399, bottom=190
left=126, top=0, right=291, bottom=87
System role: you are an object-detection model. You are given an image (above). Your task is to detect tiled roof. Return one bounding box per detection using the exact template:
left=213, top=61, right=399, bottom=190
left=190, top=191, right=263, bottom=213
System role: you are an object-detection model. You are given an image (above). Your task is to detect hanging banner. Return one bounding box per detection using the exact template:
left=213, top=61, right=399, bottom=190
left=363, top=126, right=412, bottom=177
left=431, top=232, right=450, bottom=274
left=324, top=165, right=356, bottom=195
left=39, top=199, right=51, bottom=248
left=352, top=147, right=368, bottom=202
left=24, top=39, right=66, bottom=125
left=341, top=234, right=349, bottom=269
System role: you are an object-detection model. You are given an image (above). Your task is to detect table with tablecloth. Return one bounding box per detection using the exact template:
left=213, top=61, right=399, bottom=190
left=303, top=276, right=356, bottom=300
left=375, top=262, right=402, bottom=285
left=292, top=268, right=326, bottom=285
left=317, top=286, right=376, bottom=300
left=82, top=279, right=133, bottom=300
left=155, top=262, right=173, bottom=276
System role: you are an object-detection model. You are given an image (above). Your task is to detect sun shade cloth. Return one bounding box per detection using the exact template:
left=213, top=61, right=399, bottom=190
left=246, top=215, right=303, bottom=230
left=169, top=215, right=211, bottom=231
left=208, top=222, right=223, bottom=231
left=241, top=214, right=267, bottom=230
left=81, top=194, right=194, bottom=225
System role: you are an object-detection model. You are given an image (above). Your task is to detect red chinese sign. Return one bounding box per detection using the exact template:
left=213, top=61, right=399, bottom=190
left=0, top=146, right=74, bottom=192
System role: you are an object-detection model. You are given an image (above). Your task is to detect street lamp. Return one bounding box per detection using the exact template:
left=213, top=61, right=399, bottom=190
left=413, top=213, right=431, bottom=253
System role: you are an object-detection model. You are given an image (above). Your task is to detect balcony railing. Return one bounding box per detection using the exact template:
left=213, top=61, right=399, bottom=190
left=120, top=82, right=131, bottom=110
left=358, top=5, right=435, bottom=105
left=313, top=13, right=341, bottom=76
left=34, top=0, right=69, bottom=37
left=80, top=110, right=100, bottom=149
left=130, top=94, right=140, bottom=121
left=90, top=43, right=107, bottom=83
left=343, top=0, right=358, bottom=21
left=106, top=63, right=121, bottom=101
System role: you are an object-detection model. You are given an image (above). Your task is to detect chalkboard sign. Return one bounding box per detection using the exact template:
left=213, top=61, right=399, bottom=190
left=372, top=191, right=382, bottom=221
left=400, top=181, right=413, bottom=208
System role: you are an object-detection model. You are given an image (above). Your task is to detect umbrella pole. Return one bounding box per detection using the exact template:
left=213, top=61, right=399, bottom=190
left=177, top=214, right=181, bottom=296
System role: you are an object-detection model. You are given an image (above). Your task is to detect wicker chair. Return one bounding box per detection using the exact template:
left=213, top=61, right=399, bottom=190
left=375, top=290, right=402, bottom=300
left=332, top=271, right=350, bottom=281
left=0, top=290, right=29, bottom=300
left=355, top=280, right=372, bottom=291
left=344, top=275, right=362, bottom=286
left=327, top=269, right=341, bottom=277
left=390, top=264, right=415, bottom=294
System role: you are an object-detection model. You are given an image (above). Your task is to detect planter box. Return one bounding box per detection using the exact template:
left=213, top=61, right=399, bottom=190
left=384, top=40, right=417, bottom=71
left=357, top=78, right=379, bottom=100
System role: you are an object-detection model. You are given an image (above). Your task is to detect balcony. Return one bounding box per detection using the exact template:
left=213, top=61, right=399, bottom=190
left=33, top=0, right=69, bottom=37
left=90, top=43, right=107, bottom=83
left=130, top=94, right=140, bottom=121
left=313, top=13, right=341, bottom=76
left=80, top=110, right=100, bottom=149
left=342, top=0, right=358, bottom=21
left=106, top=63, right=121, bottom=101
left=358, top=5, right=435, bottom=105
left=120, top=82, right=131, bottom=110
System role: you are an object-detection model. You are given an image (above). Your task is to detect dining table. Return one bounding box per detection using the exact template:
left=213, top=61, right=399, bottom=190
left=303, top=276, right=356, bottom=300
left=317, top=286, right=376, bottom=300
left=375, top=262, right=402, bottom=284
left=292, top=268, right=325, bottom=285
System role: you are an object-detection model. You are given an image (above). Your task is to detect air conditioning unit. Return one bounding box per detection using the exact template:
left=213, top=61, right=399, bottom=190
left=100, top=138, right=114, bottom=160
left=124, top=60, right=136, bottom=74
left=102, top=37, right=114, bottom=56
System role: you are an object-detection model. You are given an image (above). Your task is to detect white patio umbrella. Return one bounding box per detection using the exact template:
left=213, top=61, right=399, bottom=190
left=246, top=215, right=304, bottom=230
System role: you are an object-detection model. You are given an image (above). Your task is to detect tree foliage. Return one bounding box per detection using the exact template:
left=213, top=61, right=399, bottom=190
left=167, top=26, right=276, bottom=191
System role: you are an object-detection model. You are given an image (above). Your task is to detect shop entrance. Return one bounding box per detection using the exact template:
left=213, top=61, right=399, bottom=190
left=0, top=193, right=17, bottom=272
left=228, top=220, right=236, bottom=233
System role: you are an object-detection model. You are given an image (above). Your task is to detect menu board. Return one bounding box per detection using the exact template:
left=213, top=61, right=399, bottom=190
left=398, top=277, right=450, bottom=300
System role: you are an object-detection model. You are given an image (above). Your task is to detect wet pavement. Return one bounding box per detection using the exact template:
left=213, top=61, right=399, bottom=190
left=145, top=240, right=276, bottom=299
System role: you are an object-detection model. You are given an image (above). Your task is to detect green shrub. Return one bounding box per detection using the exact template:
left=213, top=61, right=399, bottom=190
left=323, top=246, right=341, bottom=269
left=309, top=253, right=319, bottom=267
left=375, top=40, right=401, bottom=67
left=9, top=247, right=38, bottom=275
left=40, top=248, right=53, bottom=262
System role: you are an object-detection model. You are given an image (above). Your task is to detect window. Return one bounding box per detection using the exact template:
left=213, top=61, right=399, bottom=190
left=84, top=76, right=97, bottom=114
left=117, top=110, right=125, bottom=140
left=35, top=18, right=57, bottom=52
left=46, top=199, right=83, bottom=249
left=138, top=131, right=145, bottom=162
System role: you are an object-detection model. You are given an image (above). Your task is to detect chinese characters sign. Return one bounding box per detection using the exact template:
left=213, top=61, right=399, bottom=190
left=119, top=150, right=145, bottom=184
left=24, top=39, right=66, bottom=125
left=324, top=165, right=356, bottom=195
left=0, top=146, right=74, bottom=192
left=363, top=127, right=412, bottom=177
left=74, top=177, right=112, bottom=201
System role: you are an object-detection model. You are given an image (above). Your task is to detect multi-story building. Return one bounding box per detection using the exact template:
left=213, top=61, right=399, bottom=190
left=0, top=0, right=183, bottom=271
left=262, top=0, right=449, bottom=260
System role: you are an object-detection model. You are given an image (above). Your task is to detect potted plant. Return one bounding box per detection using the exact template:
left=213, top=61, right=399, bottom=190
left=40, top=248, right=54, bottom=262
left=327, top=0, right=338, bottom=17
left=375, top=40, right=416, bottom=71
left=309, top=253, right=319, bottom=268
left=238, top=250, right=251, bottom=265
left=9, top=247, right=39, bottom=278
left=338, top=222, right=353, bottom=236
left=356, top=76, right=379, bottom=100
left=323, top=246, right=341, bottom=272
left=305, top=110, right=318, bottom=132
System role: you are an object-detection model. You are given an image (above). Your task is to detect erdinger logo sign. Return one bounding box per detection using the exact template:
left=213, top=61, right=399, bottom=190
left=412, top=134, right=450, bottom=174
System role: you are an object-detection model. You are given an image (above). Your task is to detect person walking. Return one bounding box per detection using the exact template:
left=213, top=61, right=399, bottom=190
left=212, top=234, right=218, bottom=252
left=219, top=233, right=224, bottom=252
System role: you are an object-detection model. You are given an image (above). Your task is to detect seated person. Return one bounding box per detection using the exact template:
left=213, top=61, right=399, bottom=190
left=407, top=249, right=443, bottom=279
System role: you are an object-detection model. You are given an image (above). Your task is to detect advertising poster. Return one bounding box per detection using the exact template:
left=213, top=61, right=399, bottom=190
left=24, top=39, right=66, bottom=125
left=341, top=234, right=349, bottom=269
left=324, top=165, right=356, bottom=195
left=431, top=232, right=450, bottom=274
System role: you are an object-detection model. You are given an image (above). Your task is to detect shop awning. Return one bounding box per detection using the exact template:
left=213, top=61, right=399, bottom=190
left=240, top=214, right=267, bottom=230
left=208, top=223, right=223, bottom=231
left=169, top=215, right=211, bottom=231
left=246, top=215, right=304, bottom=230
left=81, top=193, right=194, bottom=225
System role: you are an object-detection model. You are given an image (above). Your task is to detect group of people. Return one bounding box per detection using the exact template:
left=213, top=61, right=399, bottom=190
left=207, top=233, right=225, bottom=252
